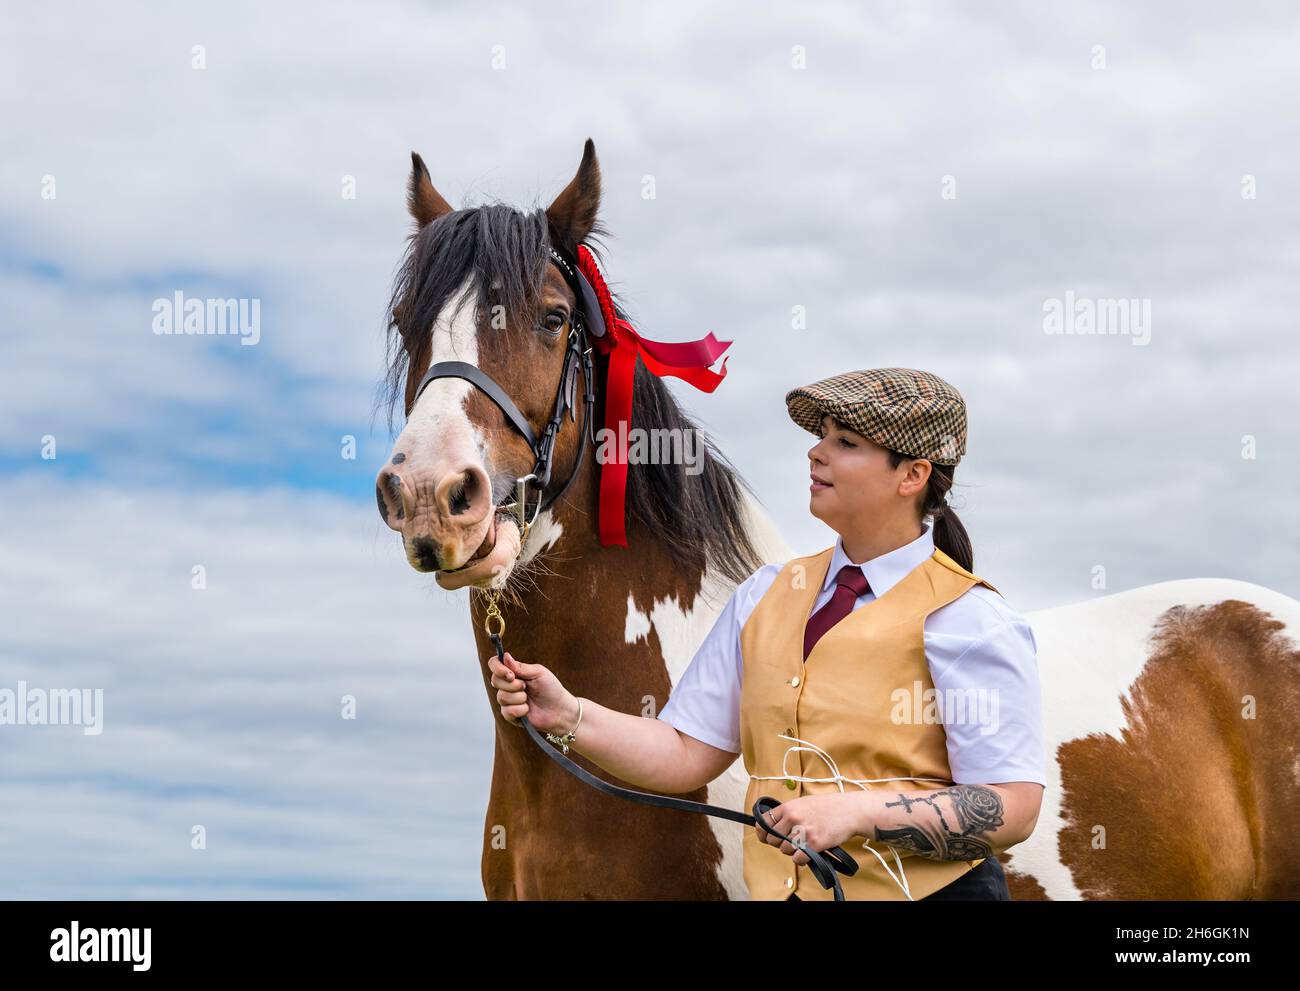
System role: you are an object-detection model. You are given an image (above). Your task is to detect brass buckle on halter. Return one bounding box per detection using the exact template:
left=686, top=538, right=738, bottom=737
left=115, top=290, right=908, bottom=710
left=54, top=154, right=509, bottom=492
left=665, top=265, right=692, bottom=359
left=482, top=589, right=506, bottom=638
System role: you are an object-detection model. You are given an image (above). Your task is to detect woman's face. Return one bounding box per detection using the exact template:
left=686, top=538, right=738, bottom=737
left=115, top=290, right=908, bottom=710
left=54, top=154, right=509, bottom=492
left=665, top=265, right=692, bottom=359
left=807, top=414, right=927, bottom=531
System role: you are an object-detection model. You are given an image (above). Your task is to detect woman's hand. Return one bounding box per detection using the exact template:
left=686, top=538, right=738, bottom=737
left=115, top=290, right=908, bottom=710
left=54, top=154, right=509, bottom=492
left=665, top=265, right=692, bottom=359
left=486, top=650, right=580, bottom=736
left=754, top=792, right=870, bottom=864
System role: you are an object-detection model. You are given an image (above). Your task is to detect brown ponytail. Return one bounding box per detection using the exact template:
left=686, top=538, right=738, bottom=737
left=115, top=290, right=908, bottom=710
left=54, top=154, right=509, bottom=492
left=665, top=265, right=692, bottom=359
left=887, top=450, right=973, bottom=572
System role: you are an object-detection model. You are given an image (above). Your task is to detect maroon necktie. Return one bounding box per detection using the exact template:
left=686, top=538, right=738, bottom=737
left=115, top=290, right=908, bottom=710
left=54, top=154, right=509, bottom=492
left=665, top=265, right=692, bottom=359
left=803, top=564, right=872, bottom=661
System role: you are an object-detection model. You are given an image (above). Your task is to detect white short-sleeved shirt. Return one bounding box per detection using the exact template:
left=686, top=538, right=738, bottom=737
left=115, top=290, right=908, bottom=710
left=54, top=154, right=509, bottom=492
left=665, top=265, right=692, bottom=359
left=657, top=524, right=1047, bottom=786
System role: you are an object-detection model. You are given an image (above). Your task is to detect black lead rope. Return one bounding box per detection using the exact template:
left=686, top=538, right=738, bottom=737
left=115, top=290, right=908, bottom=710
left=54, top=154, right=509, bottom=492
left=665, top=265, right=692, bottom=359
left=486, top=630, right=860, bottom=900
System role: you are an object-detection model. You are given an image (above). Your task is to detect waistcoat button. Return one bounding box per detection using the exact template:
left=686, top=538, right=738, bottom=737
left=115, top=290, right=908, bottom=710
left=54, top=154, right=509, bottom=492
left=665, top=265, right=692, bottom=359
left=791, top=675, right=800, bottom=687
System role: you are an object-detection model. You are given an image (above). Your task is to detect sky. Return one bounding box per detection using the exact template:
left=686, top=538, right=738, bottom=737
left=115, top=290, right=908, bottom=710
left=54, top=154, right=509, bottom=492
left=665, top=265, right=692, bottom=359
left=2, top=0, right=1297, bottom=897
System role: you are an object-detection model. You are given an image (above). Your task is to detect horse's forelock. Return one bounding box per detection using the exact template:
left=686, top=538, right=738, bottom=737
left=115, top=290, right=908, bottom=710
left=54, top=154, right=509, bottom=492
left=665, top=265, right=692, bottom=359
left=381, top=204, right=550, bottom=428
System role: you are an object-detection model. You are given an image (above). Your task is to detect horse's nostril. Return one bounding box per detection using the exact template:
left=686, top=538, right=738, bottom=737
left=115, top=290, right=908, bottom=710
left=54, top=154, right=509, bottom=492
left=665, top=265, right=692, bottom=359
left=376, top=468, right=408, bottom=530
left=412, top=537, right=438, bottom=570
left=385, top=472, right=405, bottom=519
left=449, top=479, right=470, bottom=516
left=447, top=469, right=481, bottom=516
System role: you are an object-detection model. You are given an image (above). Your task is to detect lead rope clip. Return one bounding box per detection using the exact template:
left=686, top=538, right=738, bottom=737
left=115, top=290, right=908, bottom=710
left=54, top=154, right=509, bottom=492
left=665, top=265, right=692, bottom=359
left=482, top=588, right=506, bottom=639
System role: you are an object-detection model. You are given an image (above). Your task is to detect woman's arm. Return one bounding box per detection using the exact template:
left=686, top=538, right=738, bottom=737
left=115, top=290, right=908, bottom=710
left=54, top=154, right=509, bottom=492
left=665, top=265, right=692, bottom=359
left=555, top=692, right=738, bottom=794
left=489, top=650, right=738, bottom=794
left=764, top=775, right=1040, bottom=863
left=855, top=780, right=1044, bottom=860
left=755, top=780, right=1043, bottom=864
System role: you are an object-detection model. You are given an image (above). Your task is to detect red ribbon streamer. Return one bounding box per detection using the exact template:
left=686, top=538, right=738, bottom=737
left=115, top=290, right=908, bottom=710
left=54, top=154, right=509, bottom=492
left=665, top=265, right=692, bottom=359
left=576, top=246, right=732, bottom=547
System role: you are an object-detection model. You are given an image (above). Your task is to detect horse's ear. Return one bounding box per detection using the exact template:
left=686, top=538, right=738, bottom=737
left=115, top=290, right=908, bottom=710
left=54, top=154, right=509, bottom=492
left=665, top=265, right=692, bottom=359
left=408, top=151, right=455, bottom=228
left=545, top=138, right=601, bottom=247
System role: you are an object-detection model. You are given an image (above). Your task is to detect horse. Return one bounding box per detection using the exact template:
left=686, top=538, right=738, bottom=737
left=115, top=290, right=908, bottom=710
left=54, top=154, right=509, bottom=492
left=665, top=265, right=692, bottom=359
left=376, top=140, right=1300, bottom=900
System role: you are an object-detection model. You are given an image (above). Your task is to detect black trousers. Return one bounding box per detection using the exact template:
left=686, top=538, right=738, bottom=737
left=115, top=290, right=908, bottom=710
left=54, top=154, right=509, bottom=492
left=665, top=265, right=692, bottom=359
left=786, top=855, right=1010, bottom=901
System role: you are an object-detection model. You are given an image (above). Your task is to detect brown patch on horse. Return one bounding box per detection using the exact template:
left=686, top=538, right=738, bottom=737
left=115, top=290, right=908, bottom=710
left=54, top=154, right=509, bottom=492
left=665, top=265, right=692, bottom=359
left=401, top=343, right=430, bottom=418
left=438, top=262, right=586, bottom=496
left=1056, top=599, right=1300, bottom=899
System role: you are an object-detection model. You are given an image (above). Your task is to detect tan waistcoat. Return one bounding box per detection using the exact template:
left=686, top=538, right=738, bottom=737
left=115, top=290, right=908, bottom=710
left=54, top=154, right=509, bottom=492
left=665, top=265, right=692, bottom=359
left=739, top=544, right=1001, bottom=901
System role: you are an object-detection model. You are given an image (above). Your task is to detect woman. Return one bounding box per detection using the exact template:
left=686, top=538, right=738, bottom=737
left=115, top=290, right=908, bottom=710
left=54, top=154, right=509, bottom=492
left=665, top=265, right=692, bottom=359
left=489, top=367, right=1046, bottom=901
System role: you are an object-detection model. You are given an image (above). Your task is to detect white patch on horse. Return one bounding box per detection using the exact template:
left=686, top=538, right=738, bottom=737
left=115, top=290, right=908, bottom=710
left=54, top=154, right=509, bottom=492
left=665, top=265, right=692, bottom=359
left=400, top=277, right=488, bottom=469
left=408, top=276, right=479, bottom=418
left=624, top=593, right=652, bottom=644
left=518, top=509, right=563, bottom=565
left=1017, top=577, right=1300, bottom=900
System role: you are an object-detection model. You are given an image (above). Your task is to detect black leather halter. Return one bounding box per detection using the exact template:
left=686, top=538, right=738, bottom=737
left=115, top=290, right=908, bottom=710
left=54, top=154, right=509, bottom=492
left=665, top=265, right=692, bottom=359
left=409, top=245, right=606, bottom=540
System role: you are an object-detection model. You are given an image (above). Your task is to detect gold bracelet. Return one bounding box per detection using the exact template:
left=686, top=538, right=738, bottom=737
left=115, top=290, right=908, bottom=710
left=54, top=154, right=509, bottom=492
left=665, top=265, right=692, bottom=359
left=545, top=698, right=584, bottom=754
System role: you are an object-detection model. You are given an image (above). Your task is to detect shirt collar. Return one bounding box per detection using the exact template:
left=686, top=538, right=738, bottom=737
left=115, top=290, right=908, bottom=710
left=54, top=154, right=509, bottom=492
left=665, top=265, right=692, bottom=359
left=823, top=523, right=935, bottom=598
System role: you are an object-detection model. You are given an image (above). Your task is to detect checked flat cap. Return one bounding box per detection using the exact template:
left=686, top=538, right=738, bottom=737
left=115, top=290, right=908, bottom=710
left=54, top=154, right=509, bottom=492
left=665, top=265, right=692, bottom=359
left=785, top=367, right=967, bottom=465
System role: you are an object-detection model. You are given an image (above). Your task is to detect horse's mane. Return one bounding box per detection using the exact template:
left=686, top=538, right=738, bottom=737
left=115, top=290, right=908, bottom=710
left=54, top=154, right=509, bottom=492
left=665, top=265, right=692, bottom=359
left=378, top=202, right=765, bottom=586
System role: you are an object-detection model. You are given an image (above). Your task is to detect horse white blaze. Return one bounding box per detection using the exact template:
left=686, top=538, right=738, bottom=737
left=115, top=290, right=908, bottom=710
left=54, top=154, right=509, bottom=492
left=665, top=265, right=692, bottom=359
left=397, top=276, right=484, bottom=474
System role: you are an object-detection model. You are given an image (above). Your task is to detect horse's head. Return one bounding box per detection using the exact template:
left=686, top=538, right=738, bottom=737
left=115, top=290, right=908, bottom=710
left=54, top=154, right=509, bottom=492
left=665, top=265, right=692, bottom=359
left=376, top=140, right=604, bottom=590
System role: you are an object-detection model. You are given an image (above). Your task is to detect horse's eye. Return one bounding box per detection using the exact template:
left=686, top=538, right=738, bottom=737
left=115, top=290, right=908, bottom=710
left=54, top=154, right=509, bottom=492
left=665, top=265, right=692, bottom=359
left=542, top=311, right=567, bottom=334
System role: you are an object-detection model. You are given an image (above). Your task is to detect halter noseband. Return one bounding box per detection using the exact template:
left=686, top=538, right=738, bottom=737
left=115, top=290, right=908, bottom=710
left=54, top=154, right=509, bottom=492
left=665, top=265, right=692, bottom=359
left=409, top=244, right=605, bottom=545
